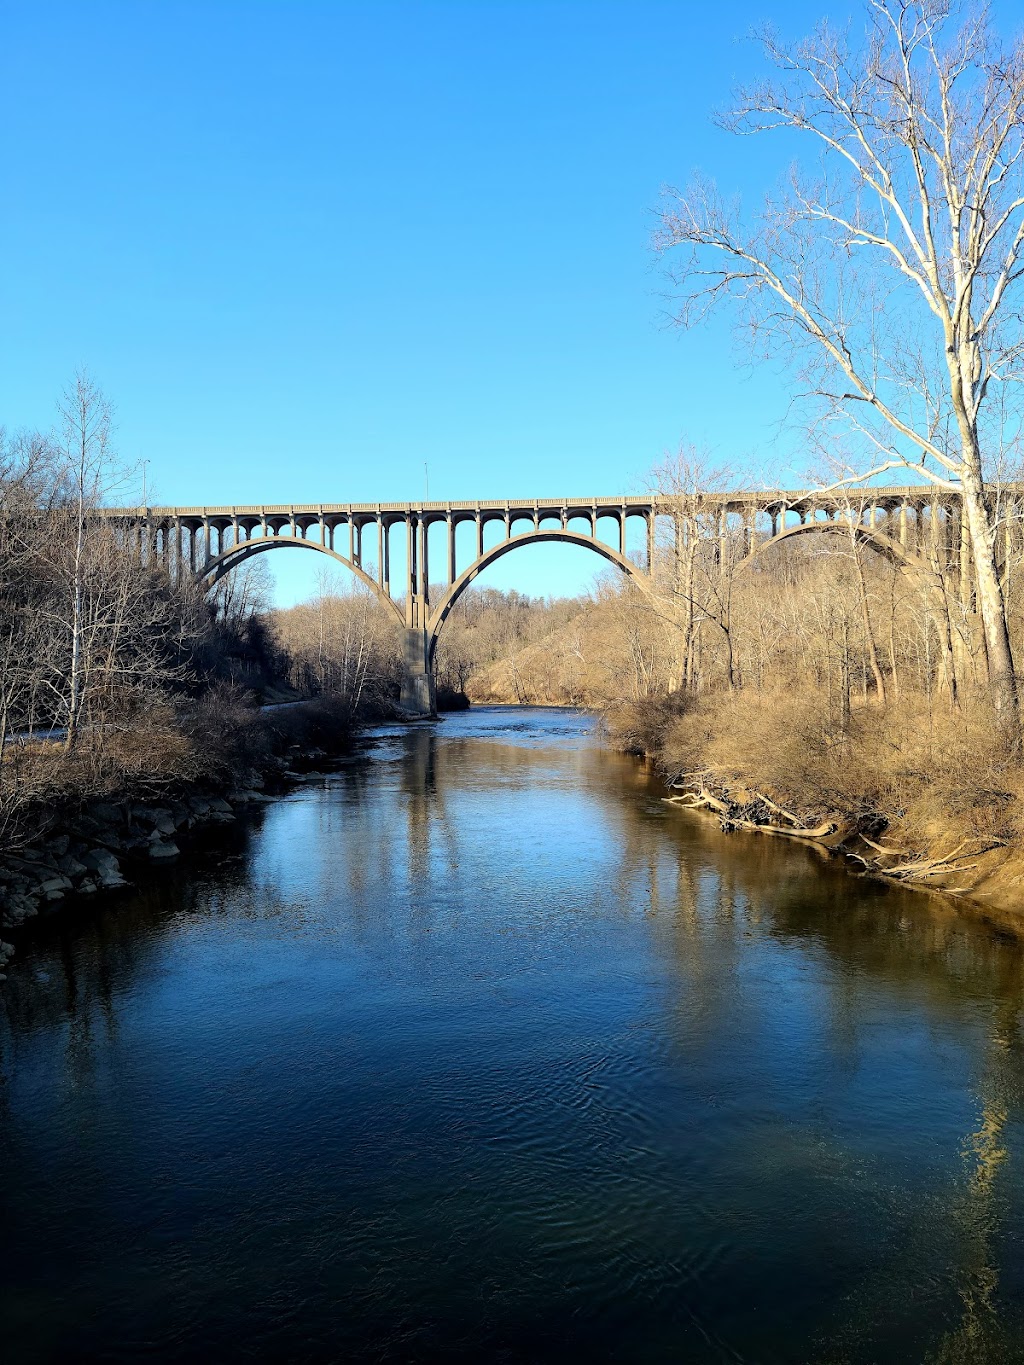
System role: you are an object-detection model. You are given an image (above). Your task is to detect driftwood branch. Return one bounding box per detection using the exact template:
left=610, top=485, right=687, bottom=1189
left=663, top=791, right=836, bottom=841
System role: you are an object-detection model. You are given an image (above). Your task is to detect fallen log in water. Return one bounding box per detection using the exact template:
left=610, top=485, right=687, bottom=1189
left=662, top=791, right=837, bottom=842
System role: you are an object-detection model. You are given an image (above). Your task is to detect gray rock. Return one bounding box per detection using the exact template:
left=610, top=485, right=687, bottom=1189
left=37, top=876, right=73, bottom=895
left=148, top=840, right=180, bottom=859
left=57, top=855, right=89, bottom=879
left=81, top=849, right=126, bottom=887
left=92, top=829, right=128, bottom=853
left=47, top=834, right=71, bottom=857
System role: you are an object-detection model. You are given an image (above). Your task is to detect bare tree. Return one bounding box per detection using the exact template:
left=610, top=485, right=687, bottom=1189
left=647, top=446, right=744, bottom=689
left=53, top=372, right=115, bottom=749
left=657, top=0, right=1024, bottom=731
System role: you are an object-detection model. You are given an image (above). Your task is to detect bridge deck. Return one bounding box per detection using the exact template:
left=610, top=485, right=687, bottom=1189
left=95, top=484, right=977, bottom=519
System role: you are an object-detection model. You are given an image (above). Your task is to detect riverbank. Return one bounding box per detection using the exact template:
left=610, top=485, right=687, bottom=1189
left=606, top=689, right=1024, bottom=931
left=0, top=695, right=383, bottom=978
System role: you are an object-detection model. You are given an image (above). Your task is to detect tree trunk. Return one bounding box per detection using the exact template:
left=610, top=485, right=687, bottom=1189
left=961, top=464, right=1019, bottom=734
left=852, top=542, right=885, bottom=704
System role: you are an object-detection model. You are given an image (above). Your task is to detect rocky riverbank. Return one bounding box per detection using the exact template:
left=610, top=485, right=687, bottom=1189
left=0, top=695, right=380, bottom=979
left=0, top=776, right=288, bottom=979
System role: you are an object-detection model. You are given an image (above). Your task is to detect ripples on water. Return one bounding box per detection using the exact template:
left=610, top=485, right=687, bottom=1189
left=2, top=707, right=1024, bottom=1363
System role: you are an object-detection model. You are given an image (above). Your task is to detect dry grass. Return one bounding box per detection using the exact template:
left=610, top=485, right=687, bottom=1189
left=650, top=688, right=1024, bottom=850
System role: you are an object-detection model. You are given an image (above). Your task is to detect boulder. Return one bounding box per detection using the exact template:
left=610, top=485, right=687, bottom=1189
left=37, top=876, right=73, bottom=896
left=57, top=855, right=89, bottom=880
left=81, top=849, right=126, bottom=887
left=148, top=840, right=180, bottom=859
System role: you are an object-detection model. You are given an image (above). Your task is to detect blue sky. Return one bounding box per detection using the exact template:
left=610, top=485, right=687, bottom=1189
left=2, top=0, right=845, bottom=603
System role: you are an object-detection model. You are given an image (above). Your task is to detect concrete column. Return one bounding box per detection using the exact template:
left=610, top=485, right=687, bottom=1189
left=406, top=517, right=416, bottom=626
left=619, top=509, right=626, bottom=555
left=377, top=518, right=384, bottom=585
left=929, top=498, right=941, bottom=565
left=476, top=514, right=484, bottom=558
left=447, top=515, right=456, bottom=583
left=349, top=518, right=355, bottom=563
left=899, top=501, right=908, bottom=548
left=420, top=517, right=429, bottom=603
left=382, top=520, right=391, bottom=593
left=646, top=512, right=655, bottom=571
left=399, top=628, right=436, bottom=717
left=743, top=507, right=754, bottom=556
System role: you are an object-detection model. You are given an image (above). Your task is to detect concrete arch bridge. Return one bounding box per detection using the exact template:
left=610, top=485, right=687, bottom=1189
left=96, top=485, right=997, bottom=713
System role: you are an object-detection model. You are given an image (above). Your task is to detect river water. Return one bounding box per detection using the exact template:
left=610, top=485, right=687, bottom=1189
left=2, top=707, right=1024, bottom=1363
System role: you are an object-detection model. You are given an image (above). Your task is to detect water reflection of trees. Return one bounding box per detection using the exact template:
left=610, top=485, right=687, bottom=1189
left=589, top=759, right=1024, bottom=1364
left=3, top=720, right=1024, bottom=1362
left=0, top=817, right=262, bottom=1079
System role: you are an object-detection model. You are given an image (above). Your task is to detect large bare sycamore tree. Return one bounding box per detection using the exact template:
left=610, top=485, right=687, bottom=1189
left=656, top=0, right=1024, bottom=728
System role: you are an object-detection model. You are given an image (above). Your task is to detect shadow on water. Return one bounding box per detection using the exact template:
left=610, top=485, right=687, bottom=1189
left=2, top=707, right=1024, bottom=1363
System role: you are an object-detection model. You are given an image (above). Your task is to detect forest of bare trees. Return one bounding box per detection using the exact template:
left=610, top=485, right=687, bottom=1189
left=0, top=377, right=291, bottom=845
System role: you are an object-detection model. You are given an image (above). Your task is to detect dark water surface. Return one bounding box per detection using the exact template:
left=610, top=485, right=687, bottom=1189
left=3, top=707, right=1024, bottom=1363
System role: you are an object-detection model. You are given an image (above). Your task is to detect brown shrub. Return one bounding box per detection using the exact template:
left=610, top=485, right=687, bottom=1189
left=654, top=688, right=1024, bottom=848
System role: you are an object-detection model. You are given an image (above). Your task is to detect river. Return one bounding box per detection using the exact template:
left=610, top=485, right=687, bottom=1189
left=2, top=707, right=1023, bottom=1363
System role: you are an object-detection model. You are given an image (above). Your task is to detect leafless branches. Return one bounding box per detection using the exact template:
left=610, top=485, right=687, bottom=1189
left=656, top=0, right=1024, bottom=724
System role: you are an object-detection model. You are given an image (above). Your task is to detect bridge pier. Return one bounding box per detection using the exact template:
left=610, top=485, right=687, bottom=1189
left=399, top=627, right=436, bottom=717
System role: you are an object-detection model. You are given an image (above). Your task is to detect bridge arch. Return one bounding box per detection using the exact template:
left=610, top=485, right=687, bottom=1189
left=201, top=535, right=405, bottom=627
left=738, top=518, right=939, bottom=587
left=426, top=528, right=648, bottom=665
